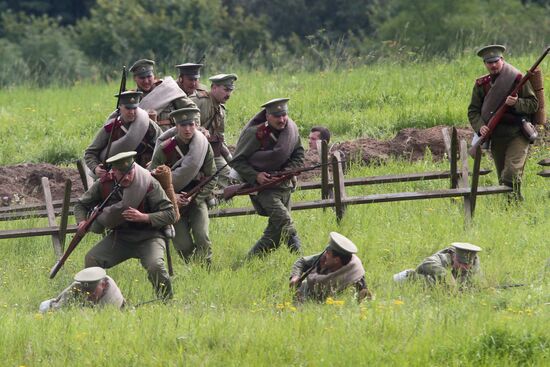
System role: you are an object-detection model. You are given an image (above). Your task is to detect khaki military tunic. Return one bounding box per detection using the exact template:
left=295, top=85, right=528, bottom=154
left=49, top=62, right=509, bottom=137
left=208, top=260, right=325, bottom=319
left=467, top=72, right=538, bottom=189
left=413, top=247, right=481, bottom=285
left=150, top=134, right=216, bottom=263
left=230, top=124, right=305, bottom=256
left=191, top=90, right=232, bottom=188
left=84, top=116, right=161, bottom=174
left=74, top=177, right=176, bottom=299
left=291, top=252, right=371, bottom=302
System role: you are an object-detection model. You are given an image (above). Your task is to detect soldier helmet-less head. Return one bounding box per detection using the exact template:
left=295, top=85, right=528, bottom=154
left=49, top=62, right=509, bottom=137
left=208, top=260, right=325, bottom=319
left=74, top=267, right=106, bottom=291
left=327, top=232, right=358, bottom=255
left=130, top=59, right=155, bottom=77
left=106, top=151, right=137, bottom=172
left=170, top=107, right=201, bottom=126
left=175, top=63, right=203, bottom=79
left=451, top=242, right=482, bottom=265
left=261, top=97, right=290, bottom=117
left=209, top=73, right=238, bottom=90
left=115, top=91, right=143, bottom=109
left=477, top=45, right=506, bottom=63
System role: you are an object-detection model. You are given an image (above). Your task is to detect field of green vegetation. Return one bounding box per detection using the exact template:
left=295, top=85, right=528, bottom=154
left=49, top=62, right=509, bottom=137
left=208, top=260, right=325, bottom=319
left=0, top=56, right=549, bottom=366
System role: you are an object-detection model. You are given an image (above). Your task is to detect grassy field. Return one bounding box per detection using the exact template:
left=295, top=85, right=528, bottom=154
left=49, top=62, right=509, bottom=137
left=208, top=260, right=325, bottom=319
left=0, top=57, right=549, bottom=366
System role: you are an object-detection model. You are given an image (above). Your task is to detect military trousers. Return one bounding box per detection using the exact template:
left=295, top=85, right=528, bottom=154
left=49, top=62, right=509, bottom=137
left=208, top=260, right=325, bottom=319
left=248, top=188, right=297, bottom=256
left=214, top=156, right=232, bottom=189
left=84, top=231, right=172, bottom=299
left=490, top=134, right=529, bottom=188
left=173, top=200, right=212, bottom=262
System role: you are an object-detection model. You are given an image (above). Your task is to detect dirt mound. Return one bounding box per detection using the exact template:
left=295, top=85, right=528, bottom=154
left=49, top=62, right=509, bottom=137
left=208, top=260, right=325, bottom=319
left=0, top=163, right=85, bottom=206
left=0, top=126, right=473, bottom=205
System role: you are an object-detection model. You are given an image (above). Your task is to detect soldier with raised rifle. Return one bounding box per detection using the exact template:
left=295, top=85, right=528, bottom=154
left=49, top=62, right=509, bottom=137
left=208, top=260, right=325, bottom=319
left=393, top=242, right=482, bottom=288
left=468, top=45, right=538, bottom=200
left=229, top=98, right=305, bottom=257
left=150, top=108, right=216, bottom=265
left=289, top=232, right=372, bottom=303
left=130, top=59, right=197, bottom=131
left=40, top=267, right=125, bottom=312
left=84, top=91, right=162, bottom=178
left=76, top=151, right=176, bottom=300
left=191, top=73, right=238, bottom=192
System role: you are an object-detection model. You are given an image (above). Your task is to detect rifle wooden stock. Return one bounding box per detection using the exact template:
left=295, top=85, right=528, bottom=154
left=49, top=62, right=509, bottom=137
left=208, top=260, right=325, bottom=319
left=49, top=184, right=122, bottom=279
left=179, top=163, right=229, bottom=215
left=469, top=47, right=550, bottom=157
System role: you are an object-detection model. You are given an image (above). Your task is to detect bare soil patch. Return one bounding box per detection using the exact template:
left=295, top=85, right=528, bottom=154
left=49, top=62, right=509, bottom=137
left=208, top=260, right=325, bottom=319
left=0, top=126, right=473, bottom=205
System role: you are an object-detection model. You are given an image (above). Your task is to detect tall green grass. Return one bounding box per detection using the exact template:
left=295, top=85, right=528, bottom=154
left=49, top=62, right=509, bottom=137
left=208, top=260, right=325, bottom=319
left=0, top=58, right=549, bottom=366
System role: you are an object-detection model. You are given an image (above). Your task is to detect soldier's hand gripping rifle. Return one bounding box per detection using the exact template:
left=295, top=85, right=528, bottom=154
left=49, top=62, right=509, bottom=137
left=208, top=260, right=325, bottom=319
left=49, top=182, right=122, bottom=279
left=469, top=47, right=550, bottom=157
left=103, top=66, right=127, bottom=167
left=178, top=162, right=229, bottom=215
left=223, top=161, right=335, bottom=200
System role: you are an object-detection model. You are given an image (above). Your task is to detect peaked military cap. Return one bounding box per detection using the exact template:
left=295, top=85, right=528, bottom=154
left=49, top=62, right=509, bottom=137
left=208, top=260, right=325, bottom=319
left=106, top=151, right=136, bottom=171
left=477, top=45, right=506, bottom=63
left=327, top=232, right=358, bottom=255
left=451, top=242, right=482, bottom=264
left=170, top=107, right=200, bottom=125
left=130, top=59, right=155, bottom=77
left=175, top=63, right=203, bottom=78
left=261, top=97, right=290, bottom=117
left=115, top=90, right=143, bottom=109
left=209, top=73, right=238, bottom=90
left=74, top=267, right=106, bottom=290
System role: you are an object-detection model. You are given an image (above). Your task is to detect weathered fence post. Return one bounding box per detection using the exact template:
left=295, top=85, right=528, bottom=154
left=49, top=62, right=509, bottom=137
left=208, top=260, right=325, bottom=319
left=41, top=177, right=63, bottom=258
left=77, top=159, right=94, bottom=192
left=321, top=140, right=330, bottom=202
left=58, top=179, right=72, bottom=249
left=331, top=151, right=347, bottom=222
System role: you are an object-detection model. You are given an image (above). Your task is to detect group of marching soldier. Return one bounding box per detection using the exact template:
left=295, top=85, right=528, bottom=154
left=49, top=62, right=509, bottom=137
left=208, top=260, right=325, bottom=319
left=41, top=43, right=543, bottom=311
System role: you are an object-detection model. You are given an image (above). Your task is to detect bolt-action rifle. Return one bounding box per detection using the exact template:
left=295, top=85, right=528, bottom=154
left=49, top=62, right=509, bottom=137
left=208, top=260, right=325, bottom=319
left=223, top=162, right=336, bottom=200
left=103, top=66, right=127, bottom=167
left=49, top=183, right=122, bottom=279
left=469, top=47, right=550, bottom=157
left=179, top=163, right=229, bottom=215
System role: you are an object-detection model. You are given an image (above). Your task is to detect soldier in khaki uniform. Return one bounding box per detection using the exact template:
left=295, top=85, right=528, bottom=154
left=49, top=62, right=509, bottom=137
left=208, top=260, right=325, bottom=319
left=467, top=45, right=538, bottom=200
left=130, top=59, right=196, bottom=131
left=39, top=267, right=125, bottom=312
left=175, top=63, right=205, bottom=98
left=230, top=98, right=305, bottom=257
left=85, top=91, right=162, bottom=179
left=76, top=151, right=177, bottom=299
left=191, top=74, right=237, bottom=190
left=393, top=242, right=482, bottom=287
left=150, top=108, right=216, bottom=265
left=289, top=232, right=373, bottom=303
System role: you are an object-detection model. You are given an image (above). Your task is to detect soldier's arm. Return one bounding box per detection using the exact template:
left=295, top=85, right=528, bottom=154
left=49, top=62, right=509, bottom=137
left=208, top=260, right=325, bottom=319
left=84, top=128, right=110, bottom=174
left=145, top=179, right=177, bottom=228
left=74, top=181, right=103, bottom=223
left=194, top=146, right=217, bottom=203
left=514, top=80, right=538, bottom=115
left=290, top=254, right=320, bottom=279
left=467, top=84, right=485, bottom=133
left=230, top=128, right=262, bottom=185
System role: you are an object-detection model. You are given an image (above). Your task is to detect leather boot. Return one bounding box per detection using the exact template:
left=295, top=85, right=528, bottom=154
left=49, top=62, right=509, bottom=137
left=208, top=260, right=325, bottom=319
left=287, top=234, right=302, bottom=254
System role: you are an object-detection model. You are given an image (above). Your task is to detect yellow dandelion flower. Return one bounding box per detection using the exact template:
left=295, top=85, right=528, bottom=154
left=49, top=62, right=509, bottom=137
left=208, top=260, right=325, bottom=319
left=393, top=299, right=404, bottom=306
left=34, top=313, right=43, bottom=320
left=326, top=297, right=335, bottom=305
left=276, top=303, right=284, bottom=310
